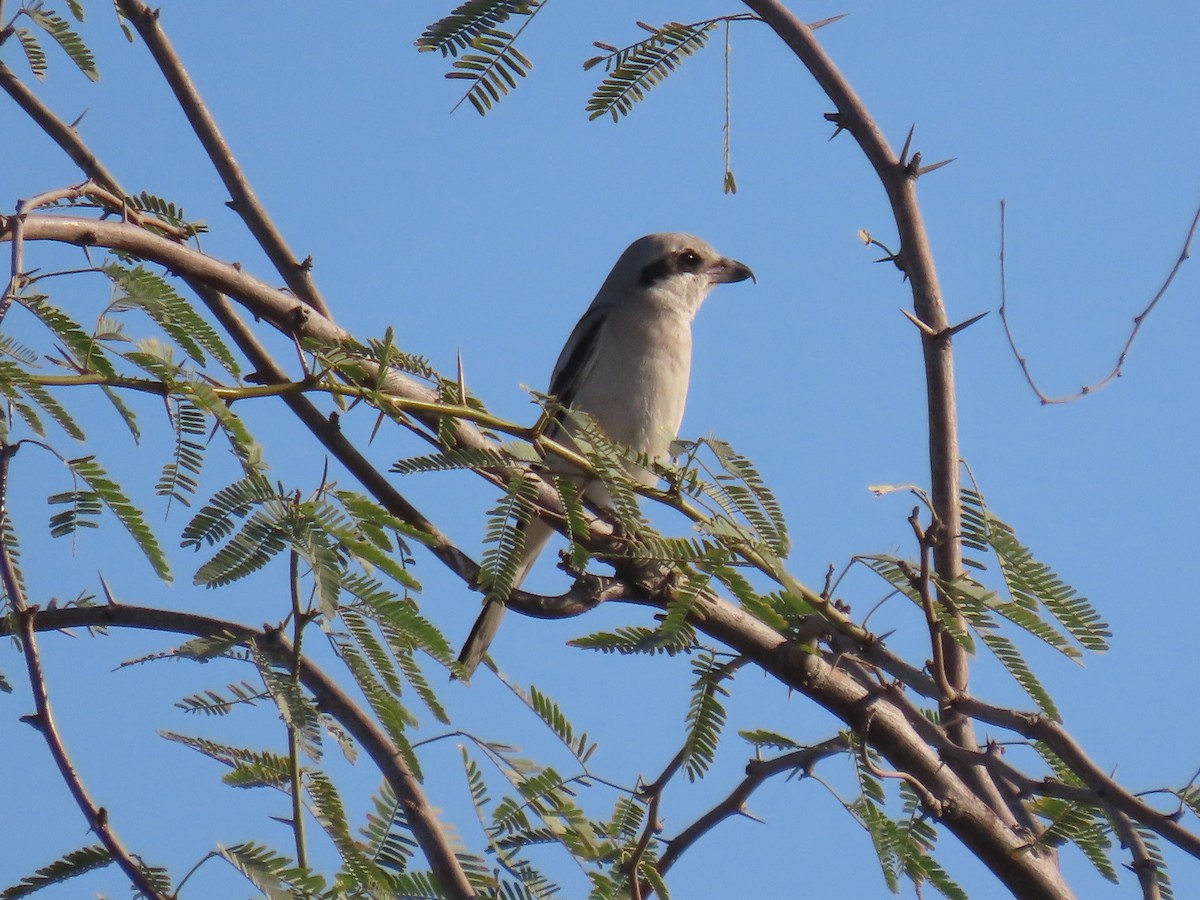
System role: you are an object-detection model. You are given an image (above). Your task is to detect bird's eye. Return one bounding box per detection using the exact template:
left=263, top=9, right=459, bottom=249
left=676, top=250, right=701, bottom=270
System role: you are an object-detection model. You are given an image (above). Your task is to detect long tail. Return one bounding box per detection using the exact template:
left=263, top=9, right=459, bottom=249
left=456, top=516, right=554, bottom=678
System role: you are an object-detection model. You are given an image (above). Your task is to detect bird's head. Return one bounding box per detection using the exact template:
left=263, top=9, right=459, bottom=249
left=598, top=232, right=755, bottom=317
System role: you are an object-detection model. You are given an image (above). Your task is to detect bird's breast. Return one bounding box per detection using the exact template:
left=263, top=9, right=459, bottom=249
left=571, top=310, right=693, bottom=465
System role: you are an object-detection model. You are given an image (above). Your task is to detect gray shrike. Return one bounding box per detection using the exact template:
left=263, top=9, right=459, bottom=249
left=457, top=233, right=755, bottom=677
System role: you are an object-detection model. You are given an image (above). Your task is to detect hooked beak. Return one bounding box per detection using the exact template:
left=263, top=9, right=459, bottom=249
left=706, top=257, right=756, bottom=285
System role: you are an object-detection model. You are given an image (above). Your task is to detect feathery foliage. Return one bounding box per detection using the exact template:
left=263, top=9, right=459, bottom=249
left=103, top=262, right=240, bottom=376
left=962, top=487, right=1110, bottom=652
left=417, top=1, right=547, bottom=115
left=156, top=394, right=207, bottom=508
left=125, top=190, right=208, bottom=236
left=584, top=20, right=718, bottom=122
left=175, top=680, right=266, bottom=716
left=570, top=623, right=695, bottom=657
left=0, top=845, right=112, bottom=899
left=0, top=359, right=85, bottom=441
left=217, top=842, right=327, bottom=899
left=360, top=781, right=418, bottom=874
left=681, top=649, right=730, bottom=781
left=14, top=1, right=98, bottom=81
left=478, top=473, right=541, bottom=599
left=48, top=454, right=171, bottom=579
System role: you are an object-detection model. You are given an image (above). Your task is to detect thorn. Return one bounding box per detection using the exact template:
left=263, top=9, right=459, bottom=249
left=97, top=572, right=119, bottom=606
left=916, top=157, right=957, bottom=177
left=899, top=124, right=916, bottom=167
left=809, top=13, right=849, bottom=30
left=900, top=307, right=938, bottom=336
left=456, top=351, right=468, bottom=405
left=736, top=805, right=768, bottom=825
left=943, top=310, right=990, bottom=337
left=824, top=111, right=846, bottom=141
left=368, top=409, right=386, bottom=445
left=19, top=713, right=43, bottom=732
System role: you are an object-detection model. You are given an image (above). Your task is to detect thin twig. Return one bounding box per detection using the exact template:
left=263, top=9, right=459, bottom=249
left=656, top=737, right=847, bottom=877
left=903, top=508, right=956, bottom=704
left=999, top=199, right=1200, bottom=404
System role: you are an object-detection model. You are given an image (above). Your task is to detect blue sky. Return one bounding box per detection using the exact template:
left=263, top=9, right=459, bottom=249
left=3, top=1, right=1199, bottom=897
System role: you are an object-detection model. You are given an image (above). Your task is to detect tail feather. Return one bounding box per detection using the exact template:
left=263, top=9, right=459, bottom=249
left=456, top=516, right=553, bottom=678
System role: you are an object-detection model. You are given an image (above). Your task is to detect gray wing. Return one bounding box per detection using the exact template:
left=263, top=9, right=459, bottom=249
left=548, top=306, right=607, bottom=411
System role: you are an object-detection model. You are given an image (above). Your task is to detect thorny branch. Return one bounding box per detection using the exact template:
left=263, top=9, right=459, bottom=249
left=2, top=5, right=1199, bottom=898
left=999, top=198, right=1200, bottom=404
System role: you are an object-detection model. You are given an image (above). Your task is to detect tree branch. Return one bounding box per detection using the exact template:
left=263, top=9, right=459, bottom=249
left=114, top=0, right=332, bottom=319
left=0, top=449, right=167, bottom=899
left=5, top=602, right=476, bottom=898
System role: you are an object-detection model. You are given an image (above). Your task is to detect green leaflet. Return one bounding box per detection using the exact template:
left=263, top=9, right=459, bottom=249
left=961, top=487, right=1110, bottom=652
left=217, top=842, right=327, bottom=899
left=0, top=845, right=112, bottom=899
left=124, top=190, right=208, bottom=236
left=418, top=1, right=548, bottom=115
left=478, top=473, right=541, bottom=599
left=103, top=262, right=240, bottom=376
left=584, top=21, right=717, bottom=122
left=21, top=1, right=98, bottom=81
left=359, top=780, right=418, bottom=873
left=174, top=680, right=266, bottom=716
left=681, top=649, right=730, bottom=781
left=52, top=454, right=171, bottom=580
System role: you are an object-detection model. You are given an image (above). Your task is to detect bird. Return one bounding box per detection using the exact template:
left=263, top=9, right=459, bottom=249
left=456, top=233, right=755, bottom=677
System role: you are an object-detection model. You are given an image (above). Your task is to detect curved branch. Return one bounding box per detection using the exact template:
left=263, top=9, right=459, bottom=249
left=999, top=199, right=1200, bottom=404
left=6, top=603, right=475, bottom=899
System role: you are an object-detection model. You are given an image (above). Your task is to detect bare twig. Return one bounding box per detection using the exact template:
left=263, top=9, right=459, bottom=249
left=903, top=507, right=956, bottom=705
left=999, top=198, right=1200, bottom=404
left=657, top=737, right=847, bottom=876
left=0, top=448, right=168, bottom=899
